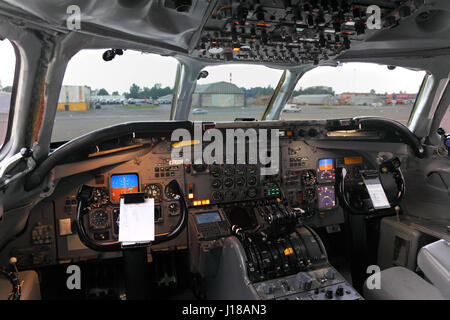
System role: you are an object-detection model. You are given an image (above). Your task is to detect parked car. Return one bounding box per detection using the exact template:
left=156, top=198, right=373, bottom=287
left=192, top=108, right=208, bottom=114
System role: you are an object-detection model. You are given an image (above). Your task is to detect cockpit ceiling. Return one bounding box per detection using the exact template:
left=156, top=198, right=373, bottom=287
left=192, top=0, right=422, bottom=65
left=0, top=0, right=214, bottom=53
left=0, top=0, right=449, bottom=66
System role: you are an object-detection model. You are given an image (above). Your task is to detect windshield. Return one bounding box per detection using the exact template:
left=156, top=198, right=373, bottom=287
left=0, top=39, right=15, bottom=149
left=189, top=64, right=283, bottom=121
left=52, top=49, right=178, bottom=142
left=280, top=63, right=426, bottom=125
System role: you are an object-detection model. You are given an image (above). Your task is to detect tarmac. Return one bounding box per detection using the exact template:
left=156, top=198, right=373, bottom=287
left=1, top=102, right=449, bottom=146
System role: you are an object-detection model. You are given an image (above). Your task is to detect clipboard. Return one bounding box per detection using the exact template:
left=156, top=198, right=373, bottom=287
left=361, top=171, right=391, bottom=210
left=118, top=192, right=155, bottom=248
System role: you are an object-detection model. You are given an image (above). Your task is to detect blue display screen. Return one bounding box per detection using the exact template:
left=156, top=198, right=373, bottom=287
left=110, top=174, right=139, bottom=201
left=318, top=158, right=333, bottom=171
left=196, top=211, right=222, bottom=224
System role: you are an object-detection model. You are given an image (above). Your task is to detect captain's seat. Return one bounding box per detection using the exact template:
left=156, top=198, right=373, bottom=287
left=417, top=239, right=450, bottom=299
left=363, top=239, right=450, bottom=300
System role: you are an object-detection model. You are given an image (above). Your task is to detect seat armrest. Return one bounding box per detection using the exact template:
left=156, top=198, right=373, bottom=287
left=364, top=266, right=445, bottom=300
left=418, top=239, right=450, bottom=299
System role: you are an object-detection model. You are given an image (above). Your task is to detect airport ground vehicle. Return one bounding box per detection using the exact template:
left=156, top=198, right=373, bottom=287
left=282, top=104, right=302, bottom=113
left=0, top=0, right=449, bottom=302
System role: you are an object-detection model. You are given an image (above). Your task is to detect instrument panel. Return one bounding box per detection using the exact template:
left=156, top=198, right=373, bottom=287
left=0, top=123, right=374, bottom=269
left=74, top=134, right=370, bottom=247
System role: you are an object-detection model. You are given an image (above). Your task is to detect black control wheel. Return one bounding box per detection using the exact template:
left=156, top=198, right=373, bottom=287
left=354, top=117, right=425, bottom=158
left=76, top=180, right=187, bottom=251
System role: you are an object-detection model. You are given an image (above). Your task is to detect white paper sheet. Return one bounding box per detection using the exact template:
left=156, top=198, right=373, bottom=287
left=119, top=198, right=154, bottom=245
left=364, top=178, right=391, bottom=210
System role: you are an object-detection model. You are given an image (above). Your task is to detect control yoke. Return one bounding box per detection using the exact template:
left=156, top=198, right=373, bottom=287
left=76, top=180, right=187, bottom=251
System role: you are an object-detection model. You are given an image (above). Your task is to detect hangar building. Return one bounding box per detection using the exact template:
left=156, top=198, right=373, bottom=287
left=192, top=81, right=245, bottom=108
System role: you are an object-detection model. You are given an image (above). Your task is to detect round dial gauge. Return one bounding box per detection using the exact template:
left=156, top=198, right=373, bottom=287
left=303, top=188, right=316, bottom=203
left=91, top=210, right=108, bottom=227
left=211, top=179, right=222, bottom=189
left=165, top=185, right=178, bottom=199
left=212, top=191, right=223, bottom=202
left=168, top=202, right=179, bottom=215
left=235, top=176, right=246, bottom=187
left=144, top=184, right=162, bottom=200
left=224, top=178, right=234, bottom=188
left=247, top=176, right=257, bottom=186
left=90, top=188, right=109, bottom=208
left=302, top=170, right=317, bottom=186
left=247, top=187, right=258, bottom=198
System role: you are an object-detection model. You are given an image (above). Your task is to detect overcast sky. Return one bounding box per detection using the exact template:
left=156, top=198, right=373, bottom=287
left=0, top=40, right=425, bottom=94
left=0, top=40, right=15, bottom=89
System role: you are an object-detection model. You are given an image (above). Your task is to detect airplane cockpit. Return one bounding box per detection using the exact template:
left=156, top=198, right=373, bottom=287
left=0, top=0, right=449, bottom=303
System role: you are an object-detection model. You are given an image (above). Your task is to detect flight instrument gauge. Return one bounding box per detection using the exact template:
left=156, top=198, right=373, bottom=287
left=224, top=178, right=234, bottom=188
left=211, top=179, right=222, bottom=189
left=165, top=184, right=178, bottom=199
left=144, top=184, right=162, bottom=200
left=247, top=176, right=257, bottom=186
left=302, top=170, right=317, bottom=186
left=303, top=188, right=316, bottom=203
left=247, top=187, right=258, bottom=198
left=317, top=159, right=335, bottom=183
left=236, top=176, right=246, bottom=187
left=317, top=186, right=336, bottom=210
left=90, top=188, right=110, bottom=208
left=212, top=191, right=224, bottom=202
left=168, top=202, right=180, bottom=215
left=90, top=209, right=109, bottom=228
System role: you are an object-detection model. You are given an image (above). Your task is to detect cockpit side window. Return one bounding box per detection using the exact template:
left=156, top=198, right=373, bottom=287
left=0, top=39, right=17, bottom=150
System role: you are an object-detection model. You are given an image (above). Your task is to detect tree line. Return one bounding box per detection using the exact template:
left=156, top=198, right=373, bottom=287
left=239, top=85, right=335, bottom=97
left=92, top=84, right=336, bottom=99
left=95, top=83, right=173, bottom=99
